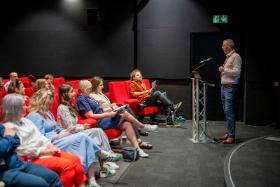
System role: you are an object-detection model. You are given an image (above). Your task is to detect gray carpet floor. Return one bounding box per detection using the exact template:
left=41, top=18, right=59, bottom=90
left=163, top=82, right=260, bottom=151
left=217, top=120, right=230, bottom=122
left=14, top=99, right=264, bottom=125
left=99, top=121, right=279, bottom=187
left=225, top=134, right=280, bottom=187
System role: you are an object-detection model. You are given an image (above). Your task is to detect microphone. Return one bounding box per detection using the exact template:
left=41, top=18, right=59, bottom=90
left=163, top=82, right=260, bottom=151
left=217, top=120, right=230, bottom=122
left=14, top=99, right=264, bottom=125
left=199, top=57, right=213, bottom=64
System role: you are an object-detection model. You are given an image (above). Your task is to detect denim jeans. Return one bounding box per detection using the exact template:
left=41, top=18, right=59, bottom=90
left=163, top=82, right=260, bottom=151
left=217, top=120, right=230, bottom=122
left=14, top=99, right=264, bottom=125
left=221, top=86, right=238, bottom=137
left=0, top=162, right=62, bottom=187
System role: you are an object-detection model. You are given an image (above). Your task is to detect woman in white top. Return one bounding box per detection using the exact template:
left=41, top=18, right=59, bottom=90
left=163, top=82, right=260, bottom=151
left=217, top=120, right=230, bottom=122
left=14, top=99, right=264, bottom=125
left=57, top=84, right=122, bottom=168
left=90, top=76, right=153, bottom=149
left=2, top=93, right=87, bottom=187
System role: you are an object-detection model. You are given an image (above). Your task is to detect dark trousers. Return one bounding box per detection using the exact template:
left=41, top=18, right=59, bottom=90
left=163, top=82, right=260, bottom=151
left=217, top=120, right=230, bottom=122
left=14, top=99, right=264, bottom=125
left=146, top=91, right=172, bottom=113
left=0, top=162, right=62, bottom=187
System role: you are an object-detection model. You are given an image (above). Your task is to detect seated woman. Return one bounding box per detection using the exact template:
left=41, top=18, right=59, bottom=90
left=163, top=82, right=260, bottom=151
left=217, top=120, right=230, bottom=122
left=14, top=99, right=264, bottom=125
left=76, top=80, right=157, bottom=157
left=7, top=79, right=26, bottom=96
left=34, top=78, right=50, bottom=92
left=2, top=93, right=87, bottom=187
left=7, top=79, right=31, bottom=109
left=90, top=76, right=153, bottom=149
left=26, top=88, right=111, bottom=187
left=0, top=125, right=62, bottom=187
left=129, top=69, right=182, bottom=124
left=57, top=84, right=121, bottom=168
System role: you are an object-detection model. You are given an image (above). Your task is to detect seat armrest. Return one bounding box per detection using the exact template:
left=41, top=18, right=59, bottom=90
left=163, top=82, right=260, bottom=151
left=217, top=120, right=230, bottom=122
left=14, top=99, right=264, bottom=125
left=124, top=99, right=139, bottom=114
left=124, top=98, right=139, bottom=104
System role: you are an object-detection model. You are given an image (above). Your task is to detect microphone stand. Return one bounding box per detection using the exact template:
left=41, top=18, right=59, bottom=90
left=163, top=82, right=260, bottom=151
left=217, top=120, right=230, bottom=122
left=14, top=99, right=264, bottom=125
left=193, top=62, right=207, bottom=71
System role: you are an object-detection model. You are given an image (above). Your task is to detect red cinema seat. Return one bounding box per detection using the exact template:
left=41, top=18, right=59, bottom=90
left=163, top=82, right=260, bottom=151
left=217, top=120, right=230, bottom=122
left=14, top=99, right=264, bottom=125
left=50, top=94, right=60, bottom=120
left=53, top=77, right=65, bottom=92
left=24, top=87, right=34, bottom=97
left=108, top=79, right=161, bottom=120
left=66, top=80, right=80, bottom=90
left=19, top=77, right=31, bottom=88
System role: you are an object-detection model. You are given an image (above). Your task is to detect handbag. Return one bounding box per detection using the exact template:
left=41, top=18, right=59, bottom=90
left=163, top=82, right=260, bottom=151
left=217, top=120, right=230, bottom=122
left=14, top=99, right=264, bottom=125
left=122, top=147, right=139, bottom=162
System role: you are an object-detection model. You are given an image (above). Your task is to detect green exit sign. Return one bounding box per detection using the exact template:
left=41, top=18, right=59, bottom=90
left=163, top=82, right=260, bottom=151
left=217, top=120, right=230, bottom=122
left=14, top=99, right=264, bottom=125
left=213, top=15, right=228, bottom=23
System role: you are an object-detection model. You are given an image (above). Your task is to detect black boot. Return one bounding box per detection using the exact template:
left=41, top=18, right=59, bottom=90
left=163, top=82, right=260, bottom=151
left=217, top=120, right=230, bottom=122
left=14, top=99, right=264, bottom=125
left=166, top=110, right=175, bottom=125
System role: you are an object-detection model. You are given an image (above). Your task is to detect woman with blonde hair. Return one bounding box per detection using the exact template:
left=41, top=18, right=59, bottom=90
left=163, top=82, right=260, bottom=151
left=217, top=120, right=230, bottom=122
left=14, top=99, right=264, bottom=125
left=26, top=88, right=108, bottom=187
left=76, top=80, right=157, bottom=157
left=34, top=78, right=49, bottom=91
left=2, top=93, right=87, bottom=187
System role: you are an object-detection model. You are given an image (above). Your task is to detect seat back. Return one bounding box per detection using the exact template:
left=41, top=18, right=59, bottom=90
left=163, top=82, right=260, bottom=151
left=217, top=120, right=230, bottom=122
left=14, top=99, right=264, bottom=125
left=19, top=77, right=31, bottom=88
left=50, top=94, right=60, bottom=120
left=66, top=80, right=80, bottom=90
left=108, top=81, right=131, bottom=105
left=143, top=79, right=151, bottom=89
left=24, top=87, right=34, bottom=97
left=53, top=77, right=65, bottom=92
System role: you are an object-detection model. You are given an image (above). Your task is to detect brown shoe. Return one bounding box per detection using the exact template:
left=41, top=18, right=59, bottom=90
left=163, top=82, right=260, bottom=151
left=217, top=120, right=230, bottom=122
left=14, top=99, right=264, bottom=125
left=223, top=137, right=235, bottom=144
left=219, top=134, right=228, bottom=140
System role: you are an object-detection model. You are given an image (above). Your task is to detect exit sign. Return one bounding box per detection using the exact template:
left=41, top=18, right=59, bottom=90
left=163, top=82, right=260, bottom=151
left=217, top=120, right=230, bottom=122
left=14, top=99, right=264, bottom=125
left=213, top=15, right=228, bottom=23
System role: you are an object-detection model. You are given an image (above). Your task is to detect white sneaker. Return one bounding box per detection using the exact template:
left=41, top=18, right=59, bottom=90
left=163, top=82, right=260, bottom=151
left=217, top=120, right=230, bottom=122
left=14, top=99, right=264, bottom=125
left=100, top=150, right=122, bottom=162
left=173, top=102, right=182, bottom=112
left=104, top=162, right=120, bottom=170
left=89, top=178, right=100, bottom=187
left=138, top=148, right=149, bottom=158
left=143, top=124, right=158, bottom=132
left=100, top=167, right=116, bottom=178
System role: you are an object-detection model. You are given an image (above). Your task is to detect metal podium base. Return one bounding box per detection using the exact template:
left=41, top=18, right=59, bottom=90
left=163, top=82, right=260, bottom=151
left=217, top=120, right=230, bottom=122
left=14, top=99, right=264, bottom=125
left=189, top=137, right=216, bottom=144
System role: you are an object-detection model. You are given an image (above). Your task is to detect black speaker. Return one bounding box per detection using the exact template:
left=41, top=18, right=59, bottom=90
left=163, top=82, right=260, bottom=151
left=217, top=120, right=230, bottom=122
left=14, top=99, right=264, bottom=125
left=87, top=8, right=98, bottom=26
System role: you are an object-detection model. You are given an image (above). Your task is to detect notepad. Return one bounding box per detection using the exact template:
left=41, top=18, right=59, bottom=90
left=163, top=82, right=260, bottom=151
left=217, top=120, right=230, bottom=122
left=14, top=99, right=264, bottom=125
left=113, top=105, right=128, bottom=113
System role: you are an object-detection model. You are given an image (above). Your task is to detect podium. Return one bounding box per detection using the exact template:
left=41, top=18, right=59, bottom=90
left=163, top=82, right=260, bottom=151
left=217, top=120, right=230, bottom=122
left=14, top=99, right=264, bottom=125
left=190, top=71, right=215, bottom=143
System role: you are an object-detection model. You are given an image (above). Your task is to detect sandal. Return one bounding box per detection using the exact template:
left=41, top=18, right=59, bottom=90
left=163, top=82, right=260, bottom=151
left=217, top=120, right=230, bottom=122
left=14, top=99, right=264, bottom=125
left=138, top=141, right=153, bottom=149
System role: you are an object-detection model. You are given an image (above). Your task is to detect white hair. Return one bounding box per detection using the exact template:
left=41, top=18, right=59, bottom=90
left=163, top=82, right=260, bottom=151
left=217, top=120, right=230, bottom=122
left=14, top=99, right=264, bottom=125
left=2, top=93, right=24, bottom=122
left=78, top=80, right=92, bottom=92
left=224, top=39, right=235, bottom=48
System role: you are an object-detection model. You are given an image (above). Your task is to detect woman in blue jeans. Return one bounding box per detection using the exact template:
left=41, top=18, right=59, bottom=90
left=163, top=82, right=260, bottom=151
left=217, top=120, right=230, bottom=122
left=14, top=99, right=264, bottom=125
left=0, top=125, right=62, bottom=187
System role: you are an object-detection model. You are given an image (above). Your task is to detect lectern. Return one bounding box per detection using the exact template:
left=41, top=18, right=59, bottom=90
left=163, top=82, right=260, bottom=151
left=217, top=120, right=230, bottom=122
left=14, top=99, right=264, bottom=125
left=190, top=71, right=215, bottom=143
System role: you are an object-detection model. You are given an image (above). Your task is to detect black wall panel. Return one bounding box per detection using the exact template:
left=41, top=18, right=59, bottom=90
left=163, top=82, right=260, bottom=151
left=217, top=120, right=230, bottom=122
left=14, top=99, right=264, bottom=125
left=137, top=0, right=218, bottom=79
left=138, top=29, right=188, bottom=79
left=0, top=0, right=134, bottom=77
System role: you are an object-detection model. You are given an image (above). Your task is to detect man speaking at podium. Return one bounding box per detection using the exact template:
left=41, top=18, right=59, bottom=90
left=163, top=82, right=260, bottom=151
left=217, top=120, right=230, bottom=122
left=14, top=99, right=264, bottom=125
left=218, top=39, right=242, bottom=144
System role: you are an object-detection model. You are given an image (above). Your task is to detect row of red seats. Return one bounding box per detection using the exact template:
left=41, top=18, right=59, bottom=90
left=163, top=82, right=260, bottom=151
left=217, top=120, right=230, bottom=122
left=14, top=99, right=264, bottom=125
left=2, top=77, right=160, bottom=139
left=108, top=79, right=161, bottom=120
left=1, top=77, right=122, bottom=140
